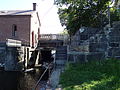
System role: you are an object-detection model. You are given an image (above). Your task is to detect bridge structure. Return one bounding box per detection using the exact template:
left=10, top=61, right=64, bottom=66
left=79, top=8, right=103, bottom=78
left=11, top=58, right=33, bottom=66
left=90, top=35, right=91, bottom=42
left=28, top=34, right=69, bottom=68
left=33, top=34, right=69, bottom=90
left=37, top=34, right=69, bottom=48
left=36, top=34, right=68, bottom=69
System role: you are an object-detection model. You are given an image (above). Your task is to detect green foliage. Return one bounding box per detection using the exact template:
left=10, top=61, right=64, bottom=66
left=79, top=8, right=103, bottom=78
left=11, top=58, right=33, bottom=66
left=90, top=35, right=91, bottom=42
left=60, top=59, right=120, bottom=90
left=55, top=0, right=119, bottom=35
left=110, top=8, right=120, bottom=22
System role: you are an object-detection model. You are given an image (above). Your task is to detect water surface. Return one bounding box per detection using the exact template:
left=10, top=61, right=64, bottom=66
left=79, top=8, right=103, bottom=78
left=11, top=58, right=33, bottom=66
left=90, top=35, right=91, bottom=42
left=0, top=69, right=42, bottom=90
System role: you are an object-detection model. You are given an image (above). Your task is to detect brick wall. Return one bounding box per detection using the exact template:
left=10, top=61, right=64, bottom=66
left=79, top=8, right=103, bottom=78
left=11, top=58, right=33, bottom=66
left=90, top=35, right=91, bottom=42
left=0, top=15, right=31, bottom=45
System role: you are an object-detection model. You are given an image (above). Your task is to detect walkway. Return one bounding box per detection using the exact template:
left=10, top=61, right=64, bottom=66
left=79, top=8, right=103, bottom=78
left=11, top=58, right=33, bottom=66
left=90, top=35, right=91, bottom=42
left=49, top=69, right=61, bottom=89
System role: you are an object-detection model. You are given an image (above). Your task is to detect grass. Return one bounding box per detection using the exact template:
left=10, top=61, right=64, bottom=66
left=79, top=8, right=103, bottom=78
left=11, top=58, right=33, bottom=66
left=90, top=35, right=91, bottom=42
left=59, top=59, right=120, bottom=90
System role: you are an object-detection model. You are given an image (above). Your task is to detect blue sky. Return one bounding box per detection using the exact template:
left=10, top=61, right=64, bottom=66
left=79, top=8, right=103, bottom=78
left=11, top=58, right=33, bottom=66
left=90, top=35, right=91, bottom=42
left=0, top=0, right=64, bottom=34
left=0, top=0, right=35, bottom=10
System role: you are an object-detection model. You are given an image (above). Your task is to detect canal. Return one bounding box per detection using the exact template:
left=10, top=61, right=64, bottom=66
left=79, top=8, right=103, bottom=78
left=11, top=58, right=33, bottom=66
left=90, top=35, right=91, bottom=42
left=0, top=69, right=44, bottom=90
left=0, top=49, right=55, bottom=90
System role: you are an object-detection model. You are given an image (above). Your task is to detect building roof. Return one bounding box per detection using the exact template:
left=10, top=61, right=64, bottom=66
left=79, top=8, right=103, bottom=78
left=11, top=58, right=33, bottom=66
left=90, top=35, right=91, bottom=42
left=0, top=9, right=41, bottom=26
left=0, top=10, right=35, bottom=15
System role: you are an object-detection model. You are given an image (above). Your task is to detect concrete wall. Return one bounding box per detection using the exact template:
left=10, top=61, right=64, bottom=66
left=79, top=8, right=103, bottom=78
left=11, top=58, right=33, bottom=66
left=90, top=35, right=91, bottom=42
left=30, top=12, right=40, bottom=47
left=6, top=46, right=31, bottom=71
left=0, top=42, right=30, bottom=71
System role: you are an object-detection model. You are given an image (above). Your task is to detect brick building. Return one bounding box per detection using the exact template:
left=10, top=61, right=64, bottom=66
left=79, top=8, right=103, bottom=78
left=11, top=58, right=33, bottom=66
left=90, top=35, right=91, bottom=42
left=0, top=3, right=41, bottom=48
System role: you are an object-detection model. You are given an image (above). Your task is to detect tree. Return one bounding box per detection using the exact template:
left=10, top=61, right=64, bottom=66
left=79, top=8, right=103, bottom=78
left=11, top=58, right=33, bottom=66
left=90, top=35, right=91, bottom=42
left=59, top=29, right=68, bottom=35
left=55, top=0, right=113, bottom=35
left=114, top=0, right=119, bottom=7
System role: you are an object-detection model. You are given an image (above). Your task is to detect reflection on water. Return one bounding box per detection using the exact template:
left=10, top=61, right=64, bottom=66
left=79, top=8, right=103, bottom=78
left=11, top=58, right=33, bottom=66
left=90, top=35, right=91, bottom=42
left=0, top=69, right=42, bottom=90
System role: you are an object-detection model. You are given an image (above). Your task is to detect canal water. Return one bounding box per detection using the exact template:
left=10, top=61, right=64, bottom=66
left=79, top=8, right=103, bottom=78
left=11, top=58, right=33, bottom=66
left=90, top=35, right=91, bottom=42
left=0, top=69, right=43, bottom=90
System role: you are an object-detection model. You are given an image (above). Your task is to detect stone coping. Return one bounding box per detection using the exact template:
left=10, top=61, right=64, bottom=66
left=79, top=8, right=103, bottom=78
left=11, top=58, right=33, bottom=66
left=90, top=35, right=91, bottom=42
left=68, top=51, right=104, bottom=55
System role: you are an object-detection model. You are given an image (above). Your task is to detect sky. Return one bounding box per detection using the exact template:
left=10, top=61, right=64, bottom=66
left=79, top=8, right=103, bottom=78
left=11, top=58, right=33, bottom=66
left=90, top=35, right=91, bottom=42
left=0, top=0, right=64, bottom=34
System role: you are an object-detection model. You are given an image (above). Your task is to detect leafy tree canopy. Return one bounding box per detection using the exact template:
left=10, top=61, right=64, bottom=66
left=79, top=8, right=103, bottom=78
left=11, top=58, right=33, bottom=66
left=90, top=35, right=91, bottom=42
left=55, top=0, right=119, bottom=35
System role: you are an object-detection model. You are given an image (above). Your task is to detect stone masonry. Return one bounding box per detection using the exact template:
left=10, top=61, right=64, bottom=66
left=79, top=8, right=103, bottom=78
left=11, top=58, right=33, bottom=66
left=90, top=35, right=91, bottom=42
left=68, top=21, right=120, bottom=62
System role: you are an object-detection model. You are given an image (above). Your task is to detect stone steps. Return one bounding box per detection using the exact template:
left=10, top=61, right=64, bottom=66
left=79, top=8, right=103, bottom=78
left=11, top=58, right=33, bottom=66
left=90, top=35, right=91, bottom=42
left=55, top=46, right=67, bottom=68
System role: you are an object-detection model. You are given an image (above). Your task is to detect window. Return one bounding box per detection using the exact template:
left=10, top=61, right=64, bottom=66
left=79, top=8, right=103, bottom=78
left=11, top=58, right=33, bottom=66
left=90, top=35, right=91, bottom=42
left=12, top=24, right=17, bottom=37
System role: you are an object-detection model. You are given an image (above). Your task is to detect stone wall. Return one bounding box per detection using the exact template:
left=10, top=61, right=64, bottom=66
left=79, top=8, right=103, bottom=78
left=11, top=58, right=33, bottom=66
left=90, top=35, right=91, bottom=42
left=0, top=42, right=29, bottom=71
left=0, top=43, right=6, bottom=65
left=68, top=21, right=120, bottom=62
left=68, top=52, right=105, bottom=63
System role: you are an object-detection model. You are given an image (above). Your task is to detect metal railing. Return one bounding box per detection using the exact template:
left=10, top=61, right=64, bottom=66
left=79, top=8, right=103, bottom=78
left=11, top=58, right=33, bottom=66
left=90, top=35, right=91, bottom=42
left=40, top=34, right=69, bottom=40
left=33, top=62, right=54, bottom=90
